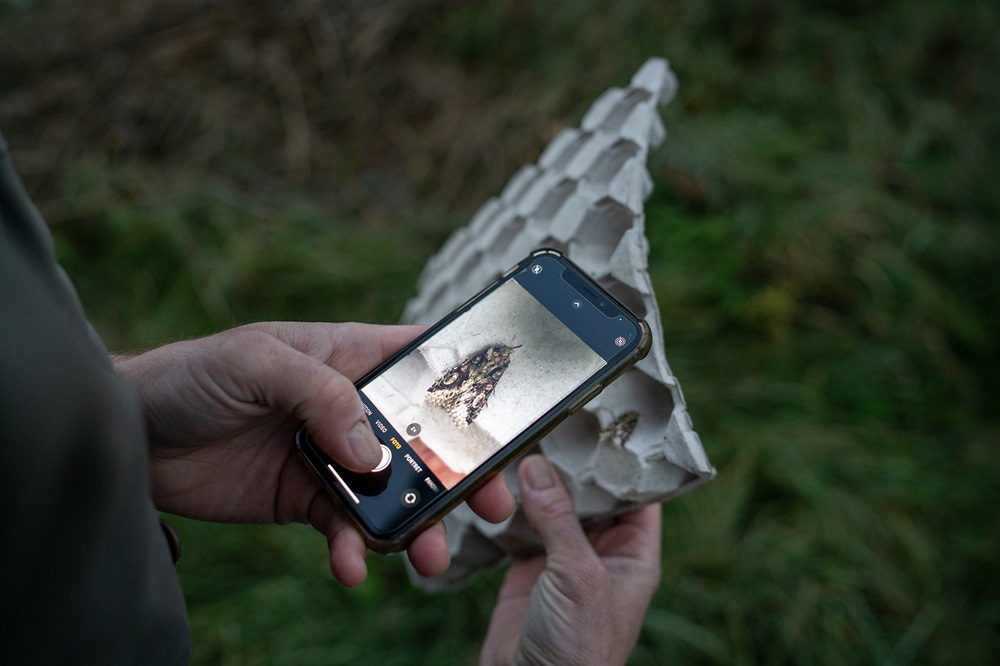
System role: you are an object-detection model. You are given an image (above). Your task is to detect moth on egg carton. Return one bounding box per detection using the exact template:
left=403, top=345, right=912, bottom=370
left=597, top=411, right=640, bottom=449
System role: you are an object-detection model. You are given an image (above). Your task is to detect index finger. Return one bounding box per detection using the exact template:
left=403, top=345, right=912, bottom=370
left=258, top=322, right=425, bottom=380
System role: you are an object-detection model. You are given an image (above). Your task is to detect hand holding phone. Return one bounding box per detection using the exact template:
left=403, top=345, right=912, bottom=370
left=297, top=249, right=651, bottom=553
left=111, top=319, right=494, bottom=585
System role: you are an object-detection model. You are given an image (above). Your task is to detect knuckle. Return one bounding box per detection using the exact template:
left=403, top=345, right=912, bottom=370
left=315, top=367, right=354, bottom=401
left=216, top=327, right=279, bottom=361
left=538, top=494, right=577, bottom=523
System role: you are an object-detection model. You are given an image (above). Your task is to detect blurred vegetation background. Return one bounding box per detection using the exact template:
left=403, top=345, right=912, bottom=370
left=2, top=0, right=998, bottom=663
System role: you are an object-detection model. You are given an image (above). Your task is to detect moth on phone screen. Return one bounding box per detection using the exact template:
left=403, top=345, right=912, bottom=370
left=425, top=343, right=519, bottom=427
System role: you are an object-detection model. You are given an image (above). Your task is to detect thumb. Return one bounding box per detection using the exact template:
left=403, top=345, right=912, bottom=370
left=517, top=455, right=591, bottom=562
left=208, top=328, right=382, bottom=471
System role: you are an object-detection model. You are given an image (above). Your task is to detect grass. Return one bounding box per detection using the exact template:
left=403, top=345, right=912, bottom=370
left=2, top=0, right=998, bottom=663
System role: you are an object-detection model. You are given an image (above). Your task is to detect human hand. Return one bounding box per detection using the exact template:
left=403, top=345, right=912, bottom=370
left=114, top=322, right=514, bottom=586
left=480, top=455, right=662, bottom=666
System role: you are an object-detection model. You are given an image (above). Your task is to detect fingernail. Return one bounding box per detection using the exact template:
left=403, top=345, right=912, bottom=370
left=522, top=455, right=555, bottom=490
left=347, top=421, right=381, bottom=469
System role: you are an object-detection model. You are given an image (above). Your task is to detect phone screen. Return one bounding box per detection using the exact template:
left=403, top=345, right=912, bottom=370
left=300, top=251, right=647, bottom=545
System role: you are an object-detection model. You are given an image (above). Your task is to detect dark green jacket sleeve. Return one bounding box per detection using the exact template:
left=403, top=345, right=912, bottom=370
left=0, top=135, right=191, bottom=664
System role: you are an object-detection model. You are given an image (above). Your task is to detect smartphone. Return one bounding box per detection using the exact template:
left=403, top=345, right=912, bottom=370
left=295, top=248, right=651, bottom=552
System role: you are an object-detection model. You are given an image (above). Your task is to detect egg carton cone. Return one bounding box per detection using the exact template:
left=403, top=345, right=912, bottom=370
left=402, top=58, right=715, bottom=589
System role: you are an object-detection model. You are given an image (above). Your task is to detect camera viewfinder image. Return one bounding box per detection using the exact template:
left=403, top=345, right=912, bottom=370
left=361, top=278, right=604, bottom=488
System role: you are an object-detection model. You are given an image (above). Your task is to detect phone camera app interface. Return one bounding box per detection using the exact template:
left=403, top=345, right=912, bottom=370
left=335, top=255, right=640, bottom=535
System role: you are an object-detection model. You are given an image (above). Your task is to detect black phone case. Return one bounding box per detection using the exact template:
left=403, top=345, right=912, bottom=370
left=295, top=248, right=652, bottom=553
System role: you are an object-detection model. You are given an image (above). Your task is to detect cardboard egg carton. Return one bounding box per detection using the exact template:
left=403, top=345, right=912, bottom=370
left=402, top=58, right=715, bottom=589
